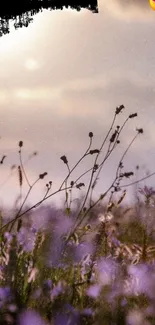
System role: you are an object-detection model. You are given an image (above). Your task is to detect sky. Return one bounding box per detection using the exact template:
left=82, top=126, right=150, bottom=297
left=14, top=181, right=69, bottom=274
left=0, top=0, right=155, bottom=212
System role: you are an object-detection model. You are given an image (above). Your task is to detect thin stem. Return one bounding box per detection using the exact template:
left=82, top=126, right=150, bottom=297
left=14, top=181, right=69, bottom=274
left=115, top=132, right=139, bottom=180
left=76, top=112, right=117, bottom=220
left=0, top=185, right=73, bottom=233
left=9, top=178, right=40, bottom=232
left=59, top=137, right=92, bottom=190
left=66, top=176, right=117, bottom=244
left=19, top=149, right=31, bottom=187
left=91, top=117, right=129, bottom=193
left=120, top=171, right=155, bottom=188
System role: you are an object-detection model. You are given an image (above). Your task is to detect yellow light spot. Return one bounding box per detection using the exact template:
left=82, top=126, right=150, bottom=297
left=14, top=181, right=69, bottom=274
left=150, top=0, right=155, bottom=10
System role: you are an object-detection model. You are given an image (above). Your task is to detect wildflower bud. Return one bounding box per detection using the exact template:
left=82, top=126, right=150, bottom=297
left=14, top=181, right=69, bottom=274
left=19, top=141, right=23, bottom=147
left=89, top=149, right=100, bottom=155
left=70, top=181, right=74, bottom=187
left=76, top=182, right=85, bottom=189
left=115, top=105, right=124, bottom=115
left=129, top=113, right=137, bottom=119
left=89, top=132, right=93, bottom=138
left=60, top=155, right=68, bottom=164
left=110, top=130, right=117, bottom=143
left=136, top=128, right=143, bottom=134
left=120, top=172, right=134, bottom=178
left=39, top=172, right=48, bottom=179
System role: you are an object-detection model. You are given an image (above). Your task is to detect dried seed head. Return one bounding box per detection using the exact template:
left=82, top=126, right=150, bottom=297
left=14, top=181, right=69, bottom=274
left=89, top=149, right=100, bottom=155
left=89, top=132, right=93, bottom=138
left=19, top=141, right=23, bottom=148
left=18, top=166, right=23, bottom=186
left=76, top=182, right=85, bottom=189
left=110, top=130, right=118, bottom=143
left=39, top=172, right=48, bottom=179
left=115, top=105, right=124, bottom=115
left=60, top=155, right=68, bottom=164
left=120, top=171, right=134, bottom=178
left=136, top=128, right=143, bottom=134
left=129, top=113, right=137, bottom=119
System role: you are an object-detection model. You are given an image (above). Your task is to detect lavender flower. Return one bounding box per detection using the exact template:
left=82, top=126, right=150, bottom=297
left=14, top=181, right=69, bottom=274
left=139, top=186, right=155, bottom=199
left=4, top=231, right=13, bottom=243
left=50, top=281, right=65, bottom=299
left=17, top=227, right=36, bottom=252
left=87, top=284, right=101, bottom=298
left=97, top=257, right=119, bottom=286
left=17, top=310, right=47, bottom=325
left=125, top=263, right=155, bottom=297
left=0, top=286, right=12, bottom=308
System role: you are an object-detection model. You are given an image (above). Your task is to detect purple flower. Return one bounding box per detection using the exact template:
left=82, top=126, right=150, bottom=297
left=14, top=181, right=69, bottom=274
left=110, top=236, right=121, bottom=247
left=4, top=232, right=13, bottom=243
left=30, top=226, right=37, bottom=234
left=8, top=304, right=17, bottom=312
left=17, top=309, right=47, bottom=325
left=81, top=308, right=93, bottom=316
left=54, top=309, right=79, bottom=325
left=97, top=257, right=119, bottom=285
left=17, top=227, right=36, bottom=252
left=0, top=286, right=12, bottom=308
left=125, top=263, right=155, bottom=297
left=87, top=284, right=101, bottom=298
left=139, top=186, right=155, bottom=198
left=54, top=314, right=68, bottom=325
left=0, top=287, right=11, bottom=300
left=51, top=282, right=65, bottom=299
left=75, top=242, right=94, bottom=263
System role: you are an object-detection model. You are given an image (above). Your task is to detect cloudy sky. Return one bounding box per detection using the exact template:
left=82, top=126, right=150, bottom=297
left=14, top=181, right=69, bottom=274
left=0, top=0, right=155, bottom=211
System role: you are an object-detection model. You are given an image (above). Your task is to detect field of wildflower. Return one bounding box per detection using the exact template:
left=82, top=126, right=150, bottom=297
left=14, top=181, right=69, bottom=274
left=0, top=105, right=155, bottom=325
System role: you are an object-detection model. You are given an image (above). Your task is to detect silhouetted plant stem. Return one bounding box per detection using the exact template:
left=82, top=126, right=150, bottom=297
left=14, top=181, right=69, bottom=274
left=59, top=135, right=93, bottom=191
left=9, top=177, right=40, bottom=233
left=76, top=111, right=117, bottom=219
left=0, top=185, right=73, bottom=232
left=0, top=106, right=152, bottom=240
left=90, top=116, right=130, bottom=203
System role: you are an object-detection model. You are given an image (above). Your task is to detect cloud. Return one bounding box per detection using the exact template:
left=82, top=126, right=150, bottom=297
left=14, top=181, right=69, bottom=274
left=100, top=0, right=154, bottom=21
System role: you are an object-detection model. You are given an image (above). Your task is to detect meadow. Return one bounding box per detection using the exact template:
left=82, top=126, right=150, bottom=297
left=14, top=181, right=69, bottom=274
left=0, top=105, right=155, bottom=325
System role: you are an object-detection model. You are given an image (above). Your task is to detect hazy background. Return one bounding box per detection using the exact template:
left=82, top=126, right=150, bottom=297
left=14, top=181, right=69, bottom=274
left=0, top=0, right=155, bottom=211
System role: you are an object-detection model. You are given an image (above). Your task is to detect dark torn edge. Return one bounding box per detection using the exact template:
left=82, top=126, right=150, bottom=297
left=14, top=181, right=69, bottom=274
left=0, top=0, right=98, bottom=37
